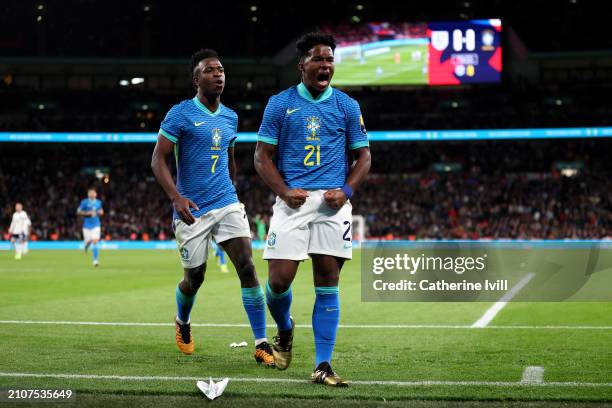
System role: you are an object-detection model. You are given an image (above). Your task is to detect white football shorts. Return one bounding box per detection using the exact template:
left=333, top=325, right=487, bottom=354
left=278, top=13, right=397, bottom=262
left=263, top=189, right=353, bottom=261
left=83, top=227, right=101, bottom=242
left=174, top=203, right=251, bottom=268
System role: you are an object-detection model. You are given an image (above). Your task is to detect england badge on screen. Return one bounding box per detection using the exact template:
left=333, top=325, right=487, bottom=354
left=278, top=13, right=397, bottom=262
left=431, top=31, right=449, bottom=51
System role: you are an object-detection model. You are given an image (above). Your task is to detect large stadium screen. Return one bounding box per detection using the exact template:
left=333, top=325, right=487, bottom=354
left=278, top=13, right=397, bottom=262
left=332, top=19, right=502, bottom=86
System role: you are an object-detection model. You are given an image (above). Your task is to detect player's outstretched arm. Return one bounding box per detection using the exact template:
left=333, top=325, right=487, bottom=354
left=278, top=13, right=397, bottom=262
left=254, top=142, right=308, bottom=209
left=151, top=134, right=199, bottom=224
left=324, top=147, right=371, bottom=209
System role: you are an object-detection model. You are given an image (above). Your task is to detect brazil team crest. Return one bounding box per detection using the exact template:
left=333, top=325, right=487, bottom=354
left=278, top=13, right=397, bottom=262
left=306, top=116, right=321, bottom=141
left=180, top=247, right=189, bottom=261
left=211, top=128, right=222, bottom=150
left=267, top=232, right=277, bottom=247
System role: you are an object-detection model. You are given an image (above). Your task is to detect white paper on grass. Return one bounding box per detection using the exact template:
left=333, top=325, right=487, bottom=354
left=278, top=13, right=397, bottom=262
left=197, top=377, right=229, bottom=400
left=229, top=341, right=248, bottom=348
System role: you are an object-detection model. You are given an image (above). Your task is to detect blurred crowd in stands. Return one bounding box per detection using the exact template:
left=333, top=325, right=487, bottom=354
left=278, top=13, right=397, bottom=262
left=3, top=80, right=612, bottom=133
left=1, top=140, right=610, bottom=241
left=3, top=1, right=611, bottom=243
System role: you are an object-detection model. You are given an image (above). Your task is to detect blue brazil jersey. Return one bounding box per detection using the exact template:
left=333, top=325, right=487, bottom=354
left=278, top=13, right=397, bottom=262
left=159, top=97, right=239, bottom=219
left=257, top=83, right=369, bottom=189
left=79, top=199, right=103, bottom=229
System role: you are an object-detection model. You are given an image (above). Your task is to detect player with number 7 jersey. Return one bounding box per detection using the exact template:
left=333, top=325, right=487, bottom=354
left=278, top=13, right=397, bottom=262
left=151, top=48, right=274, bottom=368
left=158, top=95, right=238, bottom=217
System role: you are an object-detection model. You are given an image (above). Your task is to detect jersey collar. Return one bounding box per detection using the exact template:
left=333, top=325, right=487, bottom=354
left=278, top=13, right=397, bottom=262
left=192, top=97, right=222, bottom=116
left=297, top=82, right=333, bottom=103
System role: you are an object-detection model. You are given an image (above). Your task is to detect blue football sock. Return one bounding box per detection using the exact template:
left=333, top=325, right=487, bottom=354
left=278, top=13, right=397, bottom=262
left=313, top=286, right=340, bottom=366
left=92, top=243, right=99, bottom=262
left=218, top=251, right=226, bottom=265
left=241, top=286, right=267, bottom=341
left=176, top=285, right=196, bottom=323
left=265, top=281, right=292, bottom=331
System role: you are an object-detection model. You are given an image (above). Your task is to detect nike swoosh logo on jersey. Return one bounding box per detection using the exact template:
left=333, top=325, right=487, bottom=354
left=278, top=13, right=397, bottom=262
left=194, top=121, right=205, bottom=126
left=286, top=108, right=300, bottom=115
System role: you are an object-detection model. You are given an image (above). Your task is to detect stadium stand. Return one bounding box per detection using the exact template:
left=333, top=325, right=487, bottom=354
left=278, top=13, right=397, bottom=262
left=2, top=1, right=611, bottom=241
left=2, top=140, right=610, bottom=240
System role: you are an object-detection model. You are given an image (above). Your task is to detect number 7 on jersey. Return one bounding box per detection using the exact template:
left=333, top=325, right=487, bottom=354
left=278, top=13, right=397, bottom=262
left=211, top=155, right=219, bottom=173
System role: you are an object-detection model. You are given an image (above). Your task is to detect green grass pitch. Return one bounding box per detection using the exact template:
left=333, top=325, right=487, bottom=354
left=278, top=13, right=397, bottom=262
left=333, top=44, right=429, bottom=86
left=0, top=250, right=611, bottom=407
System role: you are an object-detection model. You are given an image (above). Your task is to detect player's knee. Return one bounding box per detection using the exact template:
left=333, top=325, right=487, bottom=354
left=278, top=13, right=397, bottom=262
left=267, top=261, right=296, bottom=293
left=267, top=278, right=290, bottom=294
left=314, top=269, right=340, bottom=286
left=236, top=255, right=255, bottom=276
left=236, top=258, right=258, bottom=283
left=185, top=265, right=206, bottom=292
left=185, top=277, right=204, bottom=294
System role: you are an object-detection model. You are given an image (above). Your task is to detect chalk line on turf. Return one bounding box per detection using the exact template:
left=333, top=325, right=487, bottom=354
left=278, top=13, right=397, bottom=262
left=472, top=272, right=536, bottom=328
left=522, top=366, right=545, bottom=384
left=0, top=320, right=611, bottom=330
left=0, top=372, right=611, bottom=387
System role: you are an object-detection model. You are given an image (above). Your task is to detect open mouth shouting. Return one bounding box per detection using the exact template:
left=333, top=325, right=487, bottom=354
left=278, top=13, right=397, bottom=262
left=316, top=71, right=331, bottom=89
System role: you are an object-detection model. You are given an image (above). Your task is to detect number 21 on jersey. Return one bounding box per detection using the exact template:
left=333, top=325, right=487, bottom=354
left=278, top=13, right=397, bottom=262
left=304, top=145, right=320, bottom=166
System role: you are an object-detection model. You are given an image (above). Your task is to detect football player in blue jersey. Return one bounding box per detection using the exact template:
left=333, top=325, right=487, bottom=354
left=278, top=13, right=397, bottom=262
left=77, top=188, right=104, bottom=267
left=151, top=49, right=273, bottom=366
left=254, top=33, right=371, bottom=386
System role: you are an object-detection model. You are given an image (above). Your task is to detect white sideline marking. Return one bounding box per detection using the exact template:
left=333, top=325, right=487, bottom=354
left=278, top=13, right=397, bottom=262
left=472, top=273, right=536, bottom=328
left=522, top=366, right=545, bottom=384
left=0, top=320, right=611, bottom=330
left=0, top=372, right=611, bottom=387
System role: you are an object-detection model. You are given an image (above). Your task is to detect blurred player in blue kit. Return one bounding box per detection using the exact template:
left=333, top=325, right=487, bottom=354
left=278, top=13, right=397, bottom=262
left=77, top=188, right=103, bottom=267
left=212, top=241, right=229, bottom=273
left=151, top=49, right=273, bottom=366
left=254, top=33, right=371, bottom=386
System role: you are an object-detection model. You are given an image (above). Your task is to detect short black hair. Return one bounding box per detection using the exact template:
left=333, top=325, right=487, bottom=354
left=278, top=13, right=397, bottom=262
left=189, top=48, right=220, bottom=77
left=296, top=32, right=336, bottom=61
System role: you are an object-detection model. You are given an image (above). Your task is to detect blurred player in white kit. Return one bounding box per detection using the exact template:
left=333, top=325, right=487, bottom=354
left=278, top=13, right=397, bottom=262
left=8, top=203, right=31, bottom=260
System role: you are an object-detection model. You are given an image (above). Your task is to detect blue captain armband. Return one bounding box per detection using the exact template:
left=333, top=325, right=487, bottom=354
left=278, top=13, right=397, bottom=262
left=341, top=184, right=353, bottom=200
